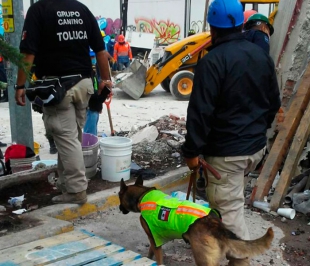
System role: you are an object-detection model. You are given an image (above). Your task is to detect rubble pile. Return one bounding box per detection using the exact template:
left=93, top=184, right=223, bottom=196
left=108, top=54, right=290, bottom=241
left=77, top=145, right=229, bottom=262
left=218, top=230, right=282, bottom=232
left=130, top=114, right=187, bottom=174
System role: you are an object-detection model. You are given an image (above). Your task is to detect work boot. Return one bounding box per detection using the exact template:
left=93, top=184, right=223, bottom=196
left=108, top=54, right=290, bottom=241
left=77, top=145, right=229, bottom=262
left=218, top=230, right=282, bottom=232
left=55, top=181, right=67, bottom=193
left=48, top=138, right=58, bottom=154
left=52, top=191, right=87, bottom=204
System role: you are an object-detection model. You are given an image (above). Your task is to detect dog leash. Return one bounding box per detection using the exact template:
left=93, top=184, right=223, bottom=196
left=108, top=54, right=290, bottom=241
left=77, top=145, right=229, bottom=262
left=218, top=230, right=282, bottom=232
left=186, top=158, right=221, bottom=202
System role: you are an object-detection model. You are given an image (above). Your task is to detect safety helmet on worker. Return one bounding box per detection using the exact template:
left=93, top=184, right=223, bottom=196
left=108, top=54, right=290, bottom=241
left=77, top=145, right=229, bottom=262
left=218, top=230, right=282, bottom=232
left=118, top=34, right=125, bottom=43
left=243, top=9, right=257, bottom=24
left=207, top=0, right=244, bottom=28
left=244, top=13, right=274, bottom=35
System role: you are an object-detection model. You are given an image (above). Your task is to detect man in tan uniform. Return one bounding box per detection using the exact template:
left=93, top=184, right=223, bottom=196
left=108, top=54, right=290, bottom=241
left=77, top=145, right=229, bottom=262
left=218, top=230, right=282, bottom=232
left=15, top=0, right=111, bottom=204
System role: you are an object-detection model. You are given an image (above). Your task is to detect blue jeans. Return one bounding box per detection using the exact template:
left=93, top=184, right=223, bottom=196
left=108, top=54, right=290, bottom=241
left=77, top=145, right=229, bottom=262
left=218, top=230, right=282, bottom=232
left=84, top=110, right=99, bottom=136
left=117, top=61, right=130, bottom=71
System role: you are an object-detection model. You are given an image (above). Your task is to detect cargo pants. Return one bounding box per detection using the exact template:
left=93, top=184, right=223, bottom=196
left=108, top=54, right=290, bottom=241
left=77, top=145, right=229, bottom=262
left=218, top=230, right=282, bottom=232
left=204, top=147, right=266, bottom=265
left=205, top=148, right=266, bottom=240
left=43, top=78, right=93, bottom=193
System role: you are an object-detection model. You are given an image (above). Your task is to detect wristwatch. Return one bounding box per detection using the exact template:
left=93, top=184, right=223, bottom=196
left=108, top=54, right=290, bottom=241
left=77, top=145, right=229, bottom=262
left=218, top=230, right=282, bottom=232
left=14, top=84, right=25, bottom=90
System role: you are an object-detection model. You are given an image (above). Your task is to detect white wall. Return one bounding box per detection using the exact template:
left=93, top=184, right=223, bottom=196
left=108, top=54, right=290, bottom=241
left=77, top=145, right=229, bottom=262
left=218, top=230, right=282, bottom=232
left=76, top=0, right=120, bottom=19
left=127, top=0, right=185, bottom=44
left=190, top=0, right=205, bottom=33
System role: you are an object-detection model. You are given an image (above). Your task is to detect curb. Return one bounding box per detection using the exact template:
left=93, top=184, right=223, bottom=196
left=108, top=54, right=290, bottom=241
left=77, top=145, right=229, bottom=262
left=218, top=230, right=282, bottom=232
left=34, top=166, right=190, bottom=221
left=0, top=167, right=190, bottom=251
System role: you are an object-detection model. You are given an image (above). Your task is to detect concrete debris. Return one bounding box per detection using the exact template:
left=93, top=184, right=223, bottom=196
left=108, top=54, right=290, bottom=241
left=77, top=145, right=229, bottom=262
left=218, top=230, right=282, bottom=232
left=130, top=125, right=159, bottom=144
left=128, top=115, right=187, bottom=173
left=160, top=130, right=185, bottom=142
left=171, top=152, right=180, bottom=158
left=0, top=229, right=8, bottom=235
left=133, top=140, right=172, bottom=161
left=167, top=139, right=181, bottom=149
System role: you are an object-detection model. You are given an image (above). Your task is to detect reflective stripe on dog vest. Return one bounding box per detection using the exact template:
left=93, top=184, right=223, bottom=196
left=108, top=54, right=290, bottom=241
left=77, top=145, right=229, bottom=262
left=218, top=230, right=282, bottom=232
left=140, top=190, right=213, bottom=247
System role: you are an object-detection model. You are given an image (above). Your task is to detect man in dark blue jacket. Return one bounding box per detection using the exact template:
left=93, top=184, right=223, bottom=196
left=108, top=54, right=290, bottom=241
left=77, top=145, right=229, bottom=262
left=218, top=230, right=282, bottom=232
left=243, top=13, right=274, bottom=54
left=182, top=1, right=280, bottom=265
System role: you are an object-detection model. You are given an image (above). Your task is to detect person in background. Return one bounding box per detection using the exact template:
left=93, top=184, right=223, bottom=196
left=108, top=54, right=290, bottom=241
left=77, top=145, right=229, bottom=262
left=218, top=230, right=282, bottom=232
left=243, top=13, right=274, bottom=54
left=0, top=55, right=8, bottom=147
left=113, top=34, right=132, bottom=71
left=84, top=50, right=112, bottom=136
left=107, top=34, right=115, bottom=57
left=181, top=1, right=280, bottom=265
left=15, top=0, right=111, bottom=205
left=107, top=34, right=117, bottom=71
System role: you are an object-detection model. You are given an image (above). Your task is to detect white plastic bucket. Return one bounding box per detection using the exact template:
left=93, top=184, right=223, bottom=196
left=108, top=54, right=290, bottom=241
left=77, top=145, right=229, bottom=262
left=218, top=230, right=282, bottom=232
left=100, top=136, right=132, bottom=182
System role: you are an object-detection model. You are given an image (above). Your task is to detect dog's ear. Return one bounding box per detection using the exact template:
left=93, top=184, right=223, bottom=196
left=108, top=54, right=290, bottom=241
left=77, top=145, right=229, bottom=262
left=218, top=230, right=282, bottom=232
left=120, top=178, right=127, bottom=191
left=135, top=175, right=143, bottom=186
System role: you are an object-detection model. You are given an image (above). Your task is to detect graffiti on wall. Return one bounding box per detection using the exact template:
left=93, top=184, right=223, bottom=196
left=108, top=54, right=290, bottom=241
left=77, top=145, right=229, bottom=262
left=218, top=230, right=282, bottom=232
left=134, top=17, right=181, bottom=45
left=96, top=16, right=122, bottom=36
left=95, top=15, right=181, bottom=45
left=190, top=20, right=203, bottom=34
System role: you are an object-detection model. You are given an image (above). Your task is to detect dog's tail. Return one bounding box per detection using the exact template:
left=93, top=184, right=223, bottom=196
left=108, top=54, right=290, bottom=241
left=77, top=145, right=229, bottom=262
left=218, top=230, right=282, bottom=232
left=227, top=227, right=274, bottom=258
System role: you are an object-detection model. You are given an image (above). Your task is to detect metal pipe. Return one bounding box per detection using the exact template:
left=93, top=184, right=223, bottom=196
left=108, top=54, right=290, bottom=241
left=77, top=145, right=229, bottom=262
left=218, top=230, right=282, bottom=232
left=284, top=175, right=308, bottom=204
left=202, top=0, right=210, bottom=32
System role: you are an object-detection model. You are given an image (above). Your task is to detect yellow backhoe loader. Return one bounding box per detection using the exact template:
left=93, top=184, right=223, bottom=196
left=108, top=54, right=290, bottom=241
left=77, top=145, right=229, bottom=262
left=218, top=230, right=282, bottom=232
left=115, top=0, right=279, bottom=101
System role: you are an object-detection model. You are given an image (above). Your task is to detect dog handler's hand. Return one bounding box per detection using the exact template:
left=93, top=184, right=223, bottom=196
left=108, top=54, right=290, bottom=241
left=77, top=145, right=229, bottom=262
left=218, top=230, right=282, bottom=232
left=15, top=89, right=26, bottom=106
left=185, top=156, right=199, bottom=171
left=98, top=80, right=112, bottom=95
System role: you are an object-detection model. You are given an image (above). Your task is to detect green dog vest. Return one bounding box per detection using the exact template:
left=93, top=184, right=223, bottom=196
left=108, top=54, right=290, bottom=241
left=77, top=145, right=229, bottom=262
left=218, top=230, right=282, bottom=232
left=140, top=190, right=213, bottom=247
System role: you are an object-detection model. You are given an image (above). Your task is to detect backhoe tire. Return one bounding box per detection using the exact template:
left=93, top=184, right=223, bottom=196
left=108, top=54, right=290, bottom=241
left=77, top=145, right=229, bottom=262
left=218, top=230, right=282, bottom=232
left=170, top=71, right=194, bottom=101
left=161, top=77, right=171, bottom=92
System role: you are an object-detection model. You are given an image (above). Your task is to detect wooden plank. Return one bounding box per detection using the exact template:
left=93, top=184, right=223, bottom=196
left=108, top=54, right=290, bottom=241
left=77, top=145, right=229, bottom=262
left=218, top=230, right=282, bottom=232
left=48, top=244, right=125, bottom=266
left=0, top=231, right=90, bottom=262
left=270, top=103, right=310, bottom=210
left=122, top=257, right=157, bottom=266
left=253, top=63, right=310, bottom=202
left=20, top=236, right=111, bottom=266
left=87, top=250, right=142, bottom=266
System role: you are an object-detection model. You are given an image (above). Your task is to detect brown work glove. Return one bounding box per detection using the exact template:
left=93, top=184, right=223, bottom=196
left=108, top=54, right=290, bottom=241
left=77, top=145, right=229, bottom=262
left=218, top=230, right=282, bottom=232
left=184, top=156, right=199, bottom=171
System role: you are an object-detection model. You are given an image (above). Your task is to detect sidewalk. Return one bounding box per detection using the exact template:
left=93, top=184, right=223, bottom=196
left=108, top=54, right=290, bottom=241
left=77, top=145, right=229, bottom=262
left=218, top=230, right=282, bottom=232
left=0, top=166, right=288, bottom=265
left=0, top=167, right=190, bottom=251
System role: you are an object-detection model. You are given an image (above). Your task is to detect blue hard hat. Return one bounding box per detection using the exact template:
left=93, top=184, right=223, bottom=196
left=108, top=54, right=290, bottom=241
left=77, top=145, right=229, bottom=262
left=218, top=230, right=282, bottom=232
left=207, top=0, right=244, bottom=28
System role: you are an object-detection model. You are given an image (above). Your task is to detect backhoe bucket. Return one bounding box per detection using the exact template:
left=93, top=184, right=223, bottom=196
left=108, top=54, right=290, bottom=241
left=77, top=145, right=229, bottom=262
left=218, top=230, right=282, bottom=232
left=114, top=60, right=147, bottom=100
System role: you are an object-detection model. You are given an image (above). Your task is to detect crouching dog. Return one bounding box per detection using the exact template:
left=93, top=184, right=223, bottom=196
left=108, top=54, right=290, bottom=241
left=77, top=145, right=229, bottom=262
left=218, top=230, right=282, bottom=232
left=118, top=176, right=274, bottom=266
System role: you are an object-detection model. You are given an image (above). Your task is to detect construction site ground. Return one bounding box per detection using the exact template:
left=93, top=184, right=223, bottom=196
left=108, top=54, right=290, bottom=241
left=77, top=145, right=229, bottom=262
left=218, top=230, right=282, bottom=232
left=0, top=86, right=309, bottom=265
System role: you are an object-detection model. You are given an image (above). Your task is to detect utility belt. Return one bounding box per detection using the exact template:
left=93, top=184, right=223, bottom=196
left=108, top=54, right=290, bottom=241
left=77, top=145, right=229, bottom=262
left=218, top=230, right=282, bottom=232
left=26, top=74, right=89, bottom=107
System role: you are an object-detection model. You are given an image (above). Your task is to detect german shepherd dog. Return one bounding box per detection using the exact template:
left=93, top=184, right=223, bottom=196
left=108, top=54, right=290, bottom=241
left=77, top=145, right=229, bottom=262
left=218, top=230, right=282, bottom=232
left=118, top=176, right=274, bottom=266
